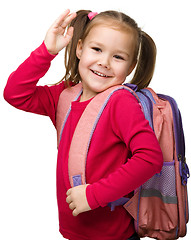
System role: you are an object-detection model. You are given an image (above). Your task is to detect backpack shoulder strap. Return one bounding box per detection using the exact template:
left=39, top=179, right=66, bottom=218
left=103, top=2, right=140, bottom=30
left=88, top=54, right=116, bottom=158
left=56, top=83, right=83, bottom=147
left=68, top=85, right=139, bottom=187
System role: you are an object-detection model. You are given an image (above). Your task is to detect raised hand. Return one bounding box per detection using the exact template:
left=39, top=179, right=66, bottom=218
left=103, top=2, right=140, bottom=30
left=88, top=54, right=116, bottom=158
left=44, top=9, right=77, bottom=55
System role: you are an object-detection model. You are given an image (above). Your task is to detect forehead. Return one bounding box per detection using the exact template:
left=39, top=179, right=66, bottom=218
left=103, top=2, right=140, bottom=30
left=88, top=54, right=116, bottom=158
left=84, top=24, right=136, bottom=52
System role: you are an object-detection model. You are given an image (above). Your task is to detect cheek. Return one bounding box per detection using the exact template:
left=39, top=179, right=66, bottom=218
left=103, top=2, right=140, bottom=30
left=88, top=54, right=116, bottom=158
left=78, top=56, right=93, bottom=79
left=79, top=53, right=93, bottom=70
left=115, top=65, right=129, bottom=80
left=78, top=57, right=87, bottom=73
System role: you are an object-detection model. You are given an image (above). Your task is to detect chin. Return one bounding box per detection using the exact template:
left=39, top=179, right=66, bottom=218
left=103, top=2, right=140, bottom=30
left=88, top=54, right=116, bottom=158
left=91, top=84, right=111, bottom=94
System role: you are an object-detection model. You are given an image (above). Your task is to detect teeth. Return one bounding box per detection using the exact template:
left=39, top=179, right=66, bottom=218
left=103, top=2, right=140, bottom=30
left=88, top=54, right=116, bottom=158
left=93, top=70, right=107, bottom=77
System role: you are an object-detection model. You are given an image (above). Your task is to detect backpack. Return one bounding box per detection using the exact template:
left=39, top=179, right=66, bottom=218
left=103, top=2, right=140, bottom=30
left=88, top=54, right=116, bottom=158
left=56, top=82, right=189, bottom=239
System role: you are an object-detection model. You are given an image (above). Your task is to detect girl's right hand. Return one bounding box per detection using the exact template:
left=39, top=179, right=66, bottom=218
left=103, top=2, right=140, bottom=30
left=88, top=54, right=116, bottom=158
left=44, top=9, right=77, bottom=55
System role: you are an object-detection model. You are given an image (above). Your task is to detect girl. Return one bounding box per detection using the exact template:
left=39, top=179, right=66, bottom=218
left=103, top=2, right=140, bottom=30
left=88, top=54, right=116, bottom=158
left=4, top=9, right=163, bottom=240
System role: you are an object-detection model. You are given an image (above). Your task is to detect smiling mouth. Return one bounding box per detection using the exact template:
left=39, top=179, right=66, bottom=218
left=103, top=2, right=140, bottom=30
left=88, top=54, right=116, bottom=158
left=91, top=70, right=111, bottom=78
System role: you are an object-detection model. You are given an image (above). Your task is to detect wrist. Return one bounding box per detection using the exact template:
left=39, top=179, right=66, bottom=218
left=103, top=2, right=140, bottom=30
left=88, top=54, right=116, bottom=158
left=43, top=41, right=58, bottom=56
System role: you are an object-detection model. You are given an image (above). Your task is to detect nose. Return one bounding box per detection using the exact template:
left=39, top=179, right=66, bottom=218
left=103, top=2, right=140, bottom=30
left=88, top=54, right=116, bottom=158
left=97, top=54, right=111, bottom=69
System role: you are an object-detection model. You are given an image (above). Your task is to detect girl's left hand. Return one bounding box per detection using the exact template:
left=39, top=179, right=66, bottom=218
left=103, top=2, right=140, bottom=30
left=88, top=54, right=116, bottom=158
left=66, top=184, right=91, bottom=216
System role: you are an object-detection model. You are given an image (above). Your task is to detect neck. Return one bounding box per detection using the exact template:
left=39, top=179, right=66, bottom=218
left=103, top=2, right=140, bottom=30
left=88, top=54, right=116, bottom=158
left=80, top=92, right=96, bottom=102
left=79, top=88, right=98, bottom=102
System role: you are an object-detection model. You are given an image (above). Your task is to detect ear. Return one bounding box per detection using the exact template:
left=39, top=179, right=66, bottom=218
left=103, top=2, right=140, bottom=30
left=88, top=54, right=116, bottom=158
left=76, top=39, right=83, bottom=59
left=127, top=61, right=137, bottom=76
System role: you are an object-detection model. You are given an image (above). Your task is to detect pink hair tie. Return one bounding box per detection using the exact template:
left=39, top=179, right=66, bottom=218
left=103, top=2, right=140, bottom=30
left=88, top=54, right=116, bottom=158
left=88, top=12, right=98, bottom=20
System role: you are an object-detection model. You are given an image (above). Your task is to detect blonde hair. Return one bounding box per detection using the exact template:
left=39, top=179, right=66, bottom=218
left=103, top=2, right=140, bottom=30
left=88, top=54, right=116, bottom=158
left=62, top=10, right=156, bottom=90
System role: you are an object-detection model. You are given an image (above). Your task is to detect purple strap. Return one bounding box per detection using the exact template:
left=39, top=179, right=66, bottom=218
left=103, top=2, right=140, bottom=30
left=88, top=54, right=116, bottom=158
left=108, top=197, right=129, bottom=211
left=179, top=161, right=190, bottom=186
left=73, top=175, right=82, bottom=187
left=124, top=83, right=138, bottom=91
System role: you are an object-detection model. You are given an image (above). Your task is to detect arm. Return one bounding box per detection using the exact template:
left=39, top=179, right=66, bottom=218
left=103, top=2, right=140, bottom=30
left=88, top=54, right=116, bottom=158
left=86, top=91, right=163, bottom=209
left=4, top=43, right=61, bottom=124
left=66, top=91, right=163, bottom=215
left=4, top=10, right=77, bottom=126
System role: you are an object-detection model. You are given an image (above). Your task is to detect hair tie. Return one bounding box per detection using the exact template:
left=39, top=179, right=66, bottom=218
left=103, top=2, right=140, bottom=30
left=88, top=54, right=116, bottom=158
left=88, top=12, right=98, bottom=20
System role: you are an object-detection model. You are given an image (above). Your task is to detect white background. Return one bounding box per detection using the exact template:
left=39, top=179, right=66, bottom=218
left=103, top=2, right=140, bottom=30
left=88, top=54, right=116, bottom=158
left=0, top=0, right=190, bottom=239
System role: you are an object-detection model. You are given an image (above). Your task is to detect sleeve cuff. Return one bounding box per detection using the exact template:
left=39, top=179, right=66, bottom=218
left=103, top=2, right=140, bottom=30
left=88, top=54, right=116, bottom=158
left=86, top=184, right=100, bottom=210
left=42, top=41, right=58, bottom=58
left=28, top=41, right=58, bottom=68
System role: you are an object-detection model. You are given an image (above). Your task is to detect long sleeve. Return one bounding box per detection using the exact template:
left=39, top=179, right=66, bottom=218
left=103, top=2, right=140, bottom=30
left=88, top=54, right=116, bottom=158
left=4, top=42, right=66, bottom=126
left=86, top=90, right=163, bottom=209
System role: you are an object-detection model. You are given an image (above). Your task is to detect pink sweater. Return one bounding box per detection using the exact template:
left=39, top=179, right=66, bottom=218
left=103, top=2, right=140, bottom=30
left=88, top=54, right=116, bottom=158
left=4, top=42, right=163, bottom=240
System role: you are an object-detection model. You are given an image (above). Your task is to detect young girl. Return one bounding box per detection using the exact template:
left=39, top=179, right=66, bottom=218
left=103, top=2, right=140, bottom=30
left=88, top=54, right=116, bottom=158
left=4, top=9, right=163, bottom=240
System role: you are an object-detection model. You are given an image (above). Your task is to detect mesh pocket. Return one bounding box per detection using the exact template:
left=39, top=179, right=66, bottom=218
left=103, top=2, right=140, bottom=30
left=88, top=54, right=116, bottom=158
left=141, top=161, right=177, bottom=203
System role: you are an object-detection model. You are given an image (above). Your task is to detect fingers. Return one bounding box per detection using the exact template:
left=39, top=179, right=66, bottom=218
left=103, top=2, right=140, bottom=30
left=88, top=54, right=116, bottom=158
left=66, top=190, right=79, bottom=216
left=72, top=208, right=79, bottom=217
left=66, top=189, right=72, bottom=204
left=44, top=10, right=77, bottom=54
left=66, top=188, right=71, bottom=196
left=54, top=9, right=70, bottom=28
left=54, top=10, right=77, bottom=29
left=63, top=26, right=74, bottom=46
left=54, top=9, right=70, bottom=26
left=69, top=202, right=75, bottom=210
left=66, top=185, right=91, bottom=217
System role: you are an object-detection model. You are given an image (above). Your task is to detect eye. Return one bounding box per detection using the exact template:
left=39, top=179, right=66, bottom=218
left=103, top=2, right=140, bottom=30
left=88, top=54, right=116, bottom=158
left=92, top=47, right=102, bottom=52
left=114, top=55, right=125, bottom=60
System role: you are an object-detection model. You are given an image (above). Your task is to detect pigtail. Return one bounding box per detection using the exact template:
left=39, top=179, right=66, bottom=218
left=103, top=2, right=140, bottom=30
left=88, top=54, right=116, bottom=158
left=64, top=10, right=91, bottom=85
left=130, top=31, right=157, bottom=90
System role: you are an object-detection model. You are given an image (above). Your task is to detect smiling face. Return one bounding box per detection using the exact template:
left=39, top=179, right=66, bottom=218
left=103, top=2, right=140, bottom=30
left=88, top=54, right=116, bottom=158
left=76, top=24, right=137, bottom=101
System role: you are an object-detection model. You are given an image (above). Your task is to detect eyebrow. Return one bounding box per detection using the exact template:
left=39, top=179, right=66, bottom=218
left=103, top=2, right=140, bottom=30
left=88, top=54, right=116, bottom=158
left=89, top=41, right=130, bottom=58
